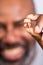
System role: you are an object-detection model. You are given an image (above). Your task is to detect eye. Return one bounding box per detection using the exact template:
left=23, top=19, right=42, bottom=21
left=0, top=23, right=6, bottom=30
left=13, top=21, right=24, bottom=28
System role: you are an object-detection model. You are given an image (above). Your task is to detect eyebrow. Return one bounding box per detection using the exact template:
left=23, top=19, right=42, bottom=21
left=13, top=18, right=25, bottom=24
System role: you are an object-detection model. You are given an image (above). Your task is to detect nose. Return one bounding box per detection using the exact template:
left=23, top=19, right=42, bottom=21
left=6, top=32, right=15, bottom=43
left=4, top=25, right=16, bottom=44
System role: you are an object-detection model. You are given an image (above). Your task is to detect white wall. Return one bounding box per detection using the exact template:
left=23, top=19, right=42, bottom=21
left=31, top=1, right=43, bottom=65
left=31, top=43, right=43, bottom=65
left=33, top=0, right=43, bottom=14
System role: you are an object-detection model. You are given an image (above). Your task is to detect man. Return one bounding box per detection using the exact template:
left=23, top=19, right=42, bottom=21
left=0, top=0, right=43, bottom=65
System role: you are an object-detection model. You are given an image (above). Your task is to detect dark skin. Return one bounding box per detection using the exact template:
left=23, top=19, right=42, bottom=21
left=0, top=0, right=40, bottom=65
left=24, top=14, right=43, bottom=49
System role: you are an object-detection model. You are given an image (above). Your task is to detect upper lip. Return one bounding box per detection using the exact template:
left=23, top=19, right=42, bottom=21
left=0, top=43, right=23, bottom=49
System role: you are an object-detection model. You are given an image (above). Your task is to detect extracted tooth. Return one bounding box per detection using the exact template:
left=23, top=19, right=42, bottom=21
left=24, top=23, right=27, bottom=27
left=27, top=14, right=39, bottom=20
left=24, top=19, right=29, bottom=23
left=28, top=23, right=31, bottom=28
left=27, top=19, right=31, bottom=23
left=24, top=18, right=32, bottom=28
left=27, top=14, right=34, bottom=18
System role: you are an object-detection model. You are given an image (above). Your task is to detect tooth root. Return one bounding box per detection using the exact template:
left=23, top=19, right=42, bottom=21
left=24, top=24, right=27, bottom=27
left=24, top=19, right=29, bottom=22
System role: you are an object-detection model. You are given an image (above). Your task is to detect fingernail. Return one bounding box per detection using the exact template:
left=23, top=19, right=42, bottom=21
left=35, top=26, right=40, bottom=33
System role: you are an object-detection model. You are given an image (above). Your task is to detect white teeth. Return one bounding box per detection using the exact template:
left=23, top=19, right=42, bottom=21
left=3, top=47, right=23, bottom=56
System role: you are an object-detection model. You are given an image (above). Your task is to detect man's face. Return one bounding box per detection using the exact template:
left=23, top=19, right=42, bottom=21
left=0, top=0, right=35, bottom=65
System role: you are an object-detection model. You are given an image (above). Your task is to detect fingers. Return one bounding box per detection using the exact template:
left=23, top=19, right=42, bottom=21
left=26, top=14, right=40, bottom=20
left=24, top=14, right=40, bottom=34
left=35, top=15, right=43, bottom=33
left=24, top=14, right=41, bottom=41
left=24, top=14, right=43, bottom=49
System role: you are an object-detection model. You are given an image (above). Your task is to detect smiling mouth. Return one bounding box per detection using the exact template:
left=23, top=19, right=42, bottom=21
left=0, top=39, right=29, bottom=62
left=1, top=47, right=25, bottom=62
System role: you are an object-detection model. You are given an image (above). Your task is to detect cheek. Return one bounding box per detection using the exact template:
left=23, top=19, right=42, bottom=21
left=0, top=29, right=5, bottom=39
left=17, top=28, right=35, bottom=49
left=13, top=28, right=34, bottom=41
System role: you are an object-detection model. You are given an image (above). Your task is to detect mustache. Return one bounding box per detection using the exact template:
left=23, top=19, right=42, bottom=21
left=0, top=42, right=25, bottom=49
left=0, top=39, right=28, bottom=51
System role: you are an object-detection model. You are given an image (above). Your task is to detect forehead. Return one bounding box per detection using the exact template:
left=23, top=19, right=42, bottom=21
left=0, top=0, right=34, bottom=21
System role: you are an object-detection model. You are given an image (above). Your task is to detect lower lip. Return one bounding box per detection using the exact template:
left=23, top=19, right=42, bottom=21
left=2, top=47, right=25, bottom=60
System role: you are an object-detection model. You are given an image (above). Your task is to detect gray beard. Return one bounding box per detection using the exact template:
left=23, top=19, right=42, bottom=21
left=0, top=44, right=36, bottom=65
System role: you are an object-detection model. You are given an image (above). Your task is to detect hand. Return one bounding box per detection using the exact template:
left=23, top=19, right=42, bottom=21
left=24, top=14, right=43, bottom=49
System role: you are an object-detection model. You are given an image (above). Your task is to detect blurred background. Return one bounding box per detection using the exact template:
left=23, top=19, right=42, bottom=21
left=33, top=0, right=43, bottom=14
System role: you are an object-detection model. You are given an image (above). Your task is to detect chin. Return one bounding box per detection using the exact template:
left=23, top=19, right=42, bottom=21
left=0, top=43, right=36, bottom=65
